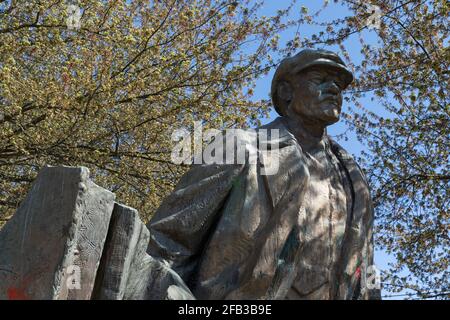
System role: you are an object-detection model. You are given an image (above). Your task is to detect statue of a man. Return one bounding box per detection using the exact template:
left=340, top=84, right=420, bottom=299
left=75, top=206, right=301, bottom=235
left=146, top=49, right=380, bottom=300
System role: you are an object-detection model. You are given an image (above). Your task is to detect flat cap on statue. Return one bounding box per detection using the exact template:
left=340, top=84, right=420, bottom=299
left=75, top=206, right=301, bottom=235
left=271, top=48, right=354, bottom=115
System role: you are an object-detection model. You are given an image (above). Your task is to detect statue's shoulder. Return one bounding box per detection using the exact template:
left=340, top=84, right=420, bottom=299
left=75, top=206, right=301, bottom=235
left=327, top=138, right=354, bottom=161
left=256, top=117, right=297, bottom=147
left=257, top=116, right=287, bottom=132
left=328, top=137, right=370, bottom=186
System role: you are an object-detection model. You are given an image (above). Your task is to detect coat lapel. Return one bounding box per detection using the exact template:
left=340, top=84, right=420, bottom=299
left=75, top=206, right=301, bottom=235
left=258, top=118, right=307, bottom=210
left=256, top=118, right=311, bottom=299
left=329, top=140, right=374, bottom=299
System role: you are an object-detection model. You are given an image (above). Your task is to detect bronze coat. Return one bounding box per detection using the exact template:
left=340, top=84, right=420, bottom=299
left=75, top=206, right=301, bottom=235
left=146, top=117, right=377, bottom=300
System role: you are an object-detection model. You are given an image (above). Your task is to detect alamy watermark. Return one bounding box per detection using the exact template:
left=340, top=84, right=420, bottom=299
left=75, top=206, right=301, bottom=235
left=171, top=121, right=280, bottom=175
left=66, top=2, right=82, bottom=30
left=364, top=4, right=382, bottom=30
left=362, top=265, right=382, bottom=293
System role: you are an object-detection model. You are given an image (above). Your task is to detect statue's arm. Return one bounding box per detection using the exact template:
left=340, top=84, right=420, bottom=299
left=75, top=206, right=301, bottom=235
left=146, top=162, right=245, bottom=282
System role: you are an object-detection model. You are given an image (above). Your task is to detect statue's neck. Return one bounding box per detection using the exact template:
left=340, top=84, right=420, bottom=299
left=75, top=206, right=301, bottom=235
left=282, top=116, right=328, bottom=153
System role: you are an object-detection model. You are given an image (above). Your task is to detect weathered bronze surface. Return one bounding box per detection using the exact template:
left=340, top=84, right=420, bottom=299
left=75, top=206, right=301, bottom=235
left=146, top=49, right=380, bottom=300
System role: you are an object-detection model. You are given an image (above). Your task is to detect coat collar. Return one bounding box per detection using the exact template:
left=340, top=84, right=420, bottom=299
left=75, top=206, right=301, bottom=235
left=257, top=116, right=370, bottom=209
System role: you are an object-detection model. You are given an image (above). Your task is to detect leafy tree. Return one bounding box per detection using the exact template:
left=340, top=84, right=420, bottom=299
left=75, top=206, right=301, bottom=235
left=0, top=0, right=295, bottom=226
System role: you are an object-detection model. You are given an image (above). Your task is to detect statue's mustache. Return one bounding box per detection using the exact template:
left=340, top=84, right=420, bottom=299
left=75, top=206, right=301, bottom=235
left=319, top=92, right=342, bottom=103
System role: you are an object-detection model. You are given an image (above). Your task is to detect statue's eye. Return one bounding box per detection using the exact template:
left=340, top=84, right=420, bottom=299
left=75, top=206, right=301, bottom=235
left=334, top=79, right=345, bottom=89
left=309, top=76, right=323, bottom=84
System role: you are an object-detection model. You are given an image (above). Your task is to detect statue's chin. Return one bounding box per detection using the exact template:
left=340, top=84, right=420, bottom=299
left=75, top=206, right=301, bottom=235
left=322, top=116, right=340, bottom=126
left=289, top=102, right=341, bottom=126
left=320, top=108, right=341, bottom=125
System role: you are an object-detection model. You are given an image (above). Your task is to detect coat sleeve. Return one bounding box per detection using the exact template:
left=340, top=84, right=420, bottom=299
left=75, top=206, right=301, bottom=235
left=146, top=162, right=245, bottom=283
left=360, top=202, right=382, bottom=300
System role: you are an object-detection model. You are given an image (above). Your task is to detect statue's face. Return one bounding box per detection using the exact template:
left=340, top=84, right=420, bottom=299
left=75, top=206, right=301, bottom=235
left=289, top=66, right=344, bottom=125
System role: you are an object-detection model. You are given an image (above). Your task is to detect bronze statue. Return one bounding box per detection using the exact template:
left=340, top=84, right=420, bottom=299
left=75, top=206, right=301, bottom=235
left=146, top=49, right=380, bottom=300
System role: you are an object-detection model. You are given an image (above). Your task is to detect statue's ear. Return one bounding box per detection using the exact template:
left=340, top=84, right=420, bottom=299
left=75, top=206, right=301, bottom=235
left=277, top=81, right=293, bottom=104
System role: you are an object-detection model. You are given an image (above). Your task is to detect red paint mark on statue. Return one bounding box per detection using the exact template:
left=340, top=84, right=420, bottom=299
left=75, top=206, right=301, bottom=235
left=6, top=273, right=35, bottom=300
left=7, top=287, right=28, bottom=300
left=355, top=266, right=361, bottom=279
